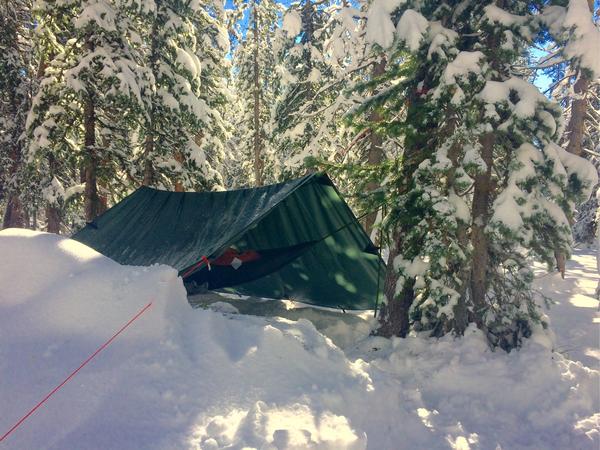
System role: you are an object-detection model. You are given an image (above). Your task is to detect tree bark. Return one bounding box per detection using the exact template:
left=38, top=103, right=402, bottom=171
left=564, top=75, right=590, bottom=157
left=143, top=4, right=159, bottom=187
left=83, top=93, right=101, bottom=222
left=45, top=154, right=61, bottom=233
left=143, top=134, right=155, bottom=186
left=469, top=132, right=495, bottom=323
left=252, top=1, right=263, bottom=186
left=364, top=57, right=387, bottom=236
left=2, top=74, right=26, bottom=229
left=444, top=115, right=470, bottom=334
left=377, top=229, right=415, bottom=337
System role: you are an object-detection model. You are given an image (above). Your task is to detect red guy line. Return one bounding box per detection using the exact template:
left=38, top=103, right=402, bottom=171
left=0, top=301, right=154, bottom=443
left=181, top=255, right=210, bottom=279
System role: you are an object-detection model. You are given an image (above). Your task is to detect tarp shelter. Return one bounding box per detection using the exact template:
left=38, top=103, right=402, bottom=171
left=73, top=173, right=385, bottom=310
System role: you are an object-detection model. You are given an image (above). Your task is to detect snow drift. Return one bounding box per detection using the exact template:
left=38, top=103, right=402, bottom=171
left=0, top=229, right=598, bottom=449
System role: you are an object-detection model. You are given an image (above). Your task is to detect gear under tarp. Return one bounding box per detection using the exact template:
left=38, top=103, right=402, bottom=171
left=72, top=174, right=384, bottom=310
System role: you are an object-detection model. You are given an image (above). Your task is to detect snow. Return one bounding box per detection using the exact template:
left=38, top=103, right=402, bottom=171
left=483, top=4, right=526, bottom=27
left=396, top=9, right=429, bottom=52
left=364, top=0, right=403, bottom=49
left=441, top=51, right=485, bottom=86
left=533, top=247, right=600, bottom=368
left=479, top=77, right=553, bottom=120
left=176, top=47, right=201, bottom=79
left=561, top=0, right=600, bottom=77
left=1, top=229, right=598, bottom=449
left=282, top=10, right=302, bottom=37
left=74, top=0, right=117, bottom=32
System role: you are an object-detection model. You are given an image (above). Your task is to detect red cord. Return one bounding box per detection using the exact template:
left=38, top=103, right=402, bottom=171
left=181, top=255, right=210, bottom=279
left=0, top=301, right=154, bottom=443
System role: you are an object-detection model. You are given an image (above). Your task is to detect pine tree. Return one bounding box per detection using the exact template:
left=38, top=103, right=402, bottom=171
left=360, top=0, right=598, bottom=349
left=133, top=0, right=223, bottom=192
left=539, top=0, right=600, bottom=249
left=231, top=0, right=281, bottom=186
left=0, top=0, right=33, bottom=229
left=27, top=0, right=145, bottom=227
left=192, top=0, right=232, bottom=190
left=272, top=0, right=345, bottom=177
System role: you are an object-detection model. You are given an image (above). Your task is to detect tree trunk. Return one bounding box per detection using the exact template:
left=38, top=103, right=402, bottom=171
left=46, top=204, right=61, bottom=233
left=143, top=134, right=155, bottom=186
left=469, top=132, right=495, bottom=323
left=174, top=150, right=185, bottom=192
left=2, top=82, right=25, bottom=229
left=143, top=5, right=159, bottom=188
left=83, top=93, right=101, bottom=222
left=564, top=75, right=590, bottom=157
left=364, top=57, right=387, bottom=236
left=445, top=116, right=470, bottom=334
left=377, top=230, right=415, bottom=337
left=252, top=1, right=263, bottom=186
left=45, top=154, right=61, bottom=233
left=376, top=79, right=429, bottom=337
left=3, top=193, right=25, bottom=229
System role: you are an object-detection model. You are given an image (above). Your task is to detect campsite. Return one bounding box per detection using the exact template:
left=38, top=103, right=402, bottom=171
left=1, top=0, right=599, bottom=449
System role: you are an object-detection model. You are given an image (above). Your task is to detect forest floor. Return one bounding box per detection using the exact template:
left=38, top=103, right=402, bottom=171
left=0, top=229, right=598, bottom=450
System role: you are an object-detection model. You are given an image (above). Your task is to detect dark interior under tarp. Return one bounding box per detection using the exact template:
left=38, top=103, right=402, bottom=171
left=72, top=173, right=385, bottom=310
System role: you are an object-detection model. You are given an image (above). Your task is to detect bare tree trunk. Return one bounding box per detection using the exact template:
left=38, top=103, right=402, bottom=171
left=143, top=6, right=159, bottom=188
left=469, top=132, right=495, bottom=324
left=364, top=58, right=387, bottom=235
left=174, top=150, right=185, bottom=192
left=564, top=75, right=590, bottom=157
left=2, top=86, right=26, bottom=229
left=252, top=1, right=263, bottom=186
left=143, top=134, right=154, bottom=186
left=3, top=193, right=25, bottom=229
left=45, top=154, right=61, bottom=233
left=83, top=93, right=101, bottom=222
left=46, top=204, right=61, bottom=233
left=377, top=229, right=414, bottom=337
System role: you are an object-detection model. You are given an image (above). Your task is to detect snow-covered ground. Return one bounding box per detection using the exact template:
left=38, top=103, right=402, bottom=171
left=0, top=229, right=598, bottom=450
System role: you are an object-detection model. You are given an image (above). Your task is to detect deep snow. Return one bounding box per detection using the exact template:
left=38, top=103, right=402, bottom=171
left=0, top=229, right=598, bottom=450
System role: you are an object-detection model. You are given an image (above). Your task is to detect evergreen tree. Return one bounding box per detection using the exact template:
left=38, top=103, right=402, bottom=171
left=359, top=0, right=598, bottom=349
left=134, top=0, right=223, bottom=192
left=231, top=0, right=281, bottom=186
left=0, top=0, right=33, bottom=229
left=272, top=0, right=344, bottom=177
left=193, top=0, right=233, bottom=190
left=27, top=0, right=145, bottom=226
left=539, top=0, right=600, bottom=249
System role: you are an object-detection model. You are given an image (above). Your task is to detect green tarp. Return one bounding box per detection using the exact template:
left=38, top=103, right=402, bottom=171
left=72, top=173, right=384, bottom=310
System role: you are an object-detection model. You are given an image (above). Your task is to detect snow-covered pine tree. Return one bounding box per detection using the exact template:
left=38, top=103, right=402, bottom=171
left=192, top=0, right=232, bottom=190
left=0, top=0, right=33, bottom=229
left=133, top=0, right=222, bottom=192
left=231, top=0, right=281, bottom=186
left=27, top=0, right=145, bottom=227
left=272, top=0, right=348, bottom=178
left=366, top=1, right=598, bottom=349
left=539, top=0, right=600, bottom=248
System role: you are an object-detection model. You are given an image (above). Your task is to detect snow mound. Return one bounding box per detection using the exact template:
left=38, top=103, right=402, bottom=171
left=0, top=230, right=368, bottom=450
left=0, top=229, right=598, bottom=449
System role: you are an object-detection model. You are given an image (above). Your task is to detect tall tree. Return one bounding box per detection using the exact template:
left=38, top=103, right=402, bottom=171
left=231, top=0, right=281, bottom=186
left=0, top=0, right=33, bottom=229
left=539, top=0, right=600, bottom=268
left=28, top=0, right=144, bottom=226
left=134, top=0, right=223, bottom=192
left=359, top=0, right=598, bottom=349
